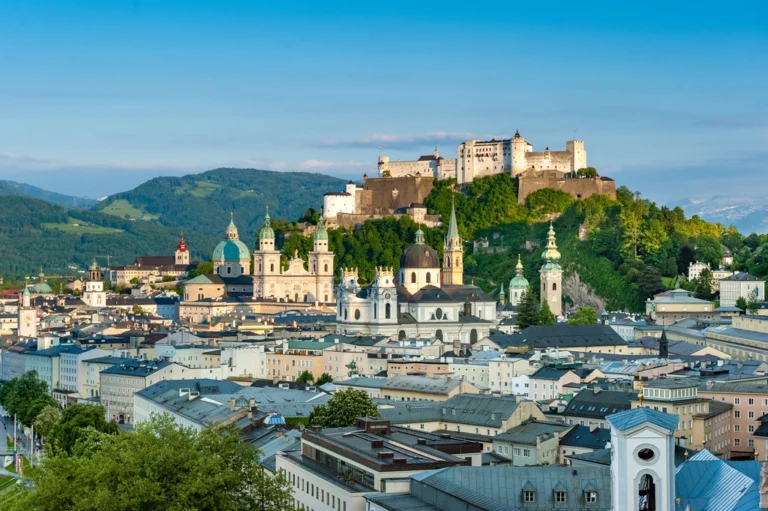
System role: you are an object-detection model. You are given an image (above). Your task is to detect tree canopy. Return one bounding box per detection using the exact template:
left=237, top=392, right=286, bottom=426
left=49, top=403, right=119, bottom=456
left=308, top=389, right=379, bottom=428
left=0, top=371, right=53, bottom=426
left=568, top=307, right=598, bottom=325
left=10, top=415, right=294, bottom=511
left=516, top=288, right=541, bottom=330
left=538, top=301, right=556, bottom=325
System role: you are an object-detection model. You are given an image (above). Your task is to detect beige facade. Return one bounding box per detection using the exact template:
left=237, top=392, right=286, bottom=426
left=381, top=379, right=483, bottom=402
left=645, top=289, right=714, bottom=325
left=377, top=148, right=456, bottom=180
left=489, top=356, right=534, bottom=393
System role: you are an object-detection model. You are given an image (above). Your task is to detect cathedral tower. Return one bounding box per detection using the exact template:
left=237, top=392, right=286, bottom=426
left=509, top=254, right=529, bottom=306
left=308, top=211, right=335, bottom=303
left=441, top=197, right=463, bottom=285
left=540, top=222, right=563, bottom=317
left=175, top=231, right=190, bottom=265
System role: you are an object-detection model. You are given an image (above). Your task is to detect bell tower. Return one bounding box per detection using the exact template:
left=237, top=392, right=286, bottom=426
left=18, top=287, right=37, bottom=338
left=540, top=221, right=563, bottom=317
left=175, top=231, right=190, bottom=265
left=441, top=197, right=463, bottom=285
left=84, top=258, right=106, bottom=307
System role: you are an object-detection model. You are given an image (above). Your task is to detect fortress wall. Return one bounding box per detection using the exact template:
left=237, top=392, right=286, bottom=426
left=382, top=160, right=434, bottom=178
left=518, top=173, right=616, bottom=204
left=362, top=176, right=434, bottom=211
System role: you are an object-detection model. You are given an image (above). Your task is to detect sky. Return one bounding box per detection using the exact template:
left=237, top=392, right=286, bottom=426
left=1, top=0, right=766, bottom=203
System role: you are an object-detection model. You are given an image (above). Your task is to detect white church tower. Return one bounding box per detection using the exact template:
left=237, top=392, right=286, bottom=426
left=83, top=259, right=106, bottom=307
left=607, top=405, right=679, bottom=511
left=17, top=287, right=37, bottom=338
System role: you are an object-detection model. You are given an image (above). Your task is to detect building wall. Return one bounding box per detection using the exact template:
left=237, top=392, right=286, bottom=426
left=721, top=280, right=765, bottom=307
left=277, top=453, right=368, bottom=511
left=387, top=361, right=450, bottom=378
left=698, top=388, right=767, bottom=456
left=220, top=344, right=268, bottom=380
left=529, top=373, right=580, bottom=401
left=488, top=358, right=532, bottom=393
left=266, top=352, right=325, bottom=382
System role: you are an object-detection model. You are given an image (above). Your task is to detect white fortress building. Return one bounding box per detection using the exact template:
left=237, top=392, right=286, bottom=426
left=377, top=146, right=456, bottom=180
left=377, top=131, right=587, bottom=184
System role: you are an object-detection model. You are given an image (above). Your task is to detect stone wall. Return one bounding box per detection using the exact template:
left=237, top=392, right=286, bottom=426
left=358, top=175, right=434, bottom=212
left=517, top=169, right=616, bottom=204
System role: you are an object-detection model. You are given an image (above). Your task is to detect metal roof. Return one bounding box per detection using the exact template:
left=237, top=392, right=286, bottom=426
left=606, top=407, right=679, bottom=432
left=675, top=449, right=760, bottom=511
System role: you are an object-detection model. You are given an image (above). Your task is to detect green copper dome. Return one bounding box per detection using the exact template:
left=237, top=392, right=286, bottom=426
left=259, top=208, right=275, bottom=240
left=212, top=239, right=251, bottom=262
left=509, top=254, right=529, bottom=289
left=541, top=222, right=561, bottom=266
left=313, top=215, right=328, bottom=241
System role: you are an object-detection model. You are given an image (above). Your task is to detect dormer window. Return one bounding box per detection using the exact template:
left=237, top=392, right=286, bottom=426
left=555, top=491, right=566, bottom=503
left=585, top=491, right=597, bottom=503
left=523, top=491, right=535, bottom=502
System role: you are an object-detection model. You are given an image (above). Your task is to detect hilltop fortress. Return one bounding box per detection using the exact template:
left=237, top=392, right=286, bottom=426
left=324, top=131, right=615, bottom=226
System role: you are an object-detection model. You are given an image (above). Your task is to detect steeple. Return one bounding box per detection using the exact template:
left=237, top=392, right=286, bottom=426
left=226, top=212, right=239, bottom=240
left=516, top=254, right=523, bottom=273
left=259, top=206, right=275, bottom=241
left=541, top=221, right=561, bottom=266
left=441, top=195, right=464, bottom=286
left=498, top=283, right=505, bottom=305
left=659, top=329, right=669, bottom=359
left=540, top=221, right=563, bottom=317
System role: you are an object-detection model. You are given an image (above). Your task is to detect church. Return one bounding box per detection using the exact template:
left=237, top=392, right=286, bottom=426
left=335, top=201, right=496, bottom=344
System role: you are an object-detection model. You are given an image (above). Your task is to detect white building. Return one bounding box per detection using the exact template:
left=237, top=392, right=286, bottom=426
left=487, top=355, right=534, bottom=394
left=99, top=360, right=183, bottom=424
left=377, top=146, right=456, bottom=180
left=335, top=203, right=496, bottom=344
left=58, top=346, right=106, bottom=397
left=720, top=272, right=765, bottom=307
left=219, top=343, right=269, bottom=380
left=688, top=261, right=710, bottom=282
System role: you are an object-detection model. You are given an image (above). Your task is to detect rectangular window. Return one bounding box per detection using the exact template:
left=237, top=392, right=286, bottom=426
left=750, top=411, right=755, bottom=419
left=555, top=491, right=566, bottom=503
left=749, top=425, right=755, bottom=433
left=735, top=398, right=741, bottom=404
left=735, top=411, right=741, bottom=418
left=735, top=439, right=741, bottom=446
left=586, top=491, right=597, bottom=503
left=523, top=491, right=535, bottom=502
left=749, top=398, right=755, bottom=405
left=523, top=449, right=531, bottom=457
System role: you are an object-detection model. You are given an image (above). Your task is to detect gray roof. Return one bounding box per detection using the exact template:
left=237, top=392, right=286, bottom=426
left=606, top=407, right=679, bottom=432
left=559, top=425, right=611, bottom=450
left=698, top=381, right=768, bottom=395
left=721, top=272, right=763, bottom=282
left=383, top=465, right=613, bottom=511
left=381, top=375, right=470, bottom=395
left=491, top=325, right=628, bottom=350
left=531, top=367, right=577, bottom=381
left=494, top=420, right=571, bottom=445
left=563, top=389, right=635, bottom=420
left=379, top=394, right=532, bottom=428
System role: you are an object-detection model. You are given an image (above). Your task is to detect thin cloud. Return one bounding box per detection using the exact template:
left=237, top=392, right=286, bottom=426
left=312, top=131, right=479, bottom=150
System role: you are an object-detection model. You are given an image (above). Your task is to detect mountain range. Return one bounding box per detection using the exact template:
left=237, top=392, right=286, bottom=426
left=0, top=180, right=98, bottom=209
left=669, top=195, right=768, bottom=234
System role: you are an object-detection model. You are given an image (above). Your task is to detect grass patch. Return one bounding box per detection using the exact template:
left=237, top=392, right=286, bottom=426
left=100, top=199, right=158, bottom=220
left=42, top=217, right=123, bottom=234
left=188, top=180, right=222, bottom=198
left=662, top=276, right=677, bottom=289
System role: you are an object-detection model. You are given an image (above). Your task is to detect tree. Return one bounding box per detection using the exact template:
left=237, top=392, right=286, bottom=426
left=308, top=389, right=379, bottom=428
left=189, top=260, right=214, bottom=278
left=568, top=307, right=598, bottom=325
left=0, top=371, right=52, bottom=426
left=747, top=293, right=760, bottom=314
left=576, top=167, right=598, bottom=178
left=516, top=288, right=540, bottom=330
left=129, top=277, right=140, bottom=284
left=736, top=296, right=748, bottom=312
left=638, top=267, right=665, bottom=300
left=10, top=415, right=295, bottom=511
left=696, top=235, right=724, bottom=268
left=296, top=371, right=314, bottom=384
left=315, top=373, right=334, bottom=385
left=131, top=304, right=146, bottom=315
left=49, top=403, right=119, bottom=456
left=694, top=268, right=714, bottom=300
left=538, top=301, right=556, bottom=325
left=34, top=405, right=62, bottom=440
left=23, top=394, right=59, bottom=428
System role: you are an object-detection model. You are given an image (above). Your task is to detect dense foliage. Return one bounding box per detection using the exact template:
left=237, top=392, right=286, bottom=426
left=48, top=403, right=119, bottom=455
left=308, top=388, right=379, bottom=428
left=10, top=415, right=294, bottom=511
left=0, top=180, right=97, bottom=208
left=0, top=371, right=56, bottom=427
left=93, top=168, right=345, bottom=239
left=568, top=307, right=598, bottom=325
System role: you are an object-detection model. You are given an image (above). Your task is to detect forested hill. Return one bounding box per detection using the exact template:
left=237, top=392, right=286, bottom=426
left=92, top=168, right=347, bottom=237
left=279, top=174, right=749, bottom=312
left=0, top=196, right=218, bottom=277
left=0, top=180, right=97, bottom=208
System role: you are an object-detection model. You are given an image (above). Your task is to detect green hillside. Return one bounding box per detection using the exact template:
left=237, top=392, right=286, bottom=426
left=93, top=168, right=347, bottom=238
left=0, top=180, right=97, bottom=208
left=0, top=196, right=218, bottom=277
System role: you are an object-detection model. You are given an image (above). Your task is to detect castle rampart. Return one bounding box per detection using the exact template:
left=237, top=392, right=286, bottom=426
left=517, top=169, right=616, bottom=204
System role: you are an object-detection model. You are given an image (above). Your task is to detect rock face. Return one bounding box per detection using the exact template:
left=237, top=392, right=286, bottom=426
left=563, top=271, right=606, bottom=313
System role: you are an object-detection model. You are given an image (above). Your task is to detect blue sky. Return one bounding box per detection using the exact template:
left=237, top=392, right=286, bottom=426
left=1, top=0, right=766, bottom=202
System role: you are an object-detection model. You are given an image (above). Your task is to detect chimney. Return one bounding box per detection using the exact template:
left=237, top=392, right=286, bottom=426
left=738, top=360, right=743, bottom=369
left=227, top=398, right=236, bottom=411
left=593, top=387, right=601, bottom=394
left=590, top=423, right=600, bottom=433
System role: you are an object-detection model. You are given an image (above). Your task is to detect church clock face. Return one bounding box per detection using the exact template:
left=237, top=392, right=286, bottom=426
left=384, top=293, right=391, bottom=300
left=24, top=314, right=31, bottom=323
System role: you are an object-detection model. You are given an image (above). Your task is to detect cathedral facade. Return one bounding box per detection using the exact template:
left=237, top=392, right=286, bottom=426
left=335, top=202, right=496, bottom=344
left=252, top=209, right=335, bottom=304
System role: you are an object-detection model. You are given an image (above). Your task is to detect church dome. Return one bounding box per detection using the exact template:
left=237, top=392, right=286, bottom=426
left=31, top=270, right=53, bottom=294
left=212, top=240, right=251, bottom=262
left=509, top=254, right=529, bottom=289
left=400, top=229, right=440, bottom=269
left=177, top=232, right=188, bottom=252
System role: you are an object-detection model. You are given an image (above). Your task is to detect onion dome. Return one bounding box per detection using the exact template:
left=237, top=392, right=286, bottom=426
left=401, top=229, right=440, bottom=269
left=31, top=268, right=53, bottom=294
left=259, top=207, right=275, bottom=240
left=509, top=254, right=530, bottom=290
left=21, top=287, right=30, bottom=297
left=89, top=259, right=99, bottom=271
left=541, top=221, right=562, bottom=270
left=177, top=231, right=188, bottom=252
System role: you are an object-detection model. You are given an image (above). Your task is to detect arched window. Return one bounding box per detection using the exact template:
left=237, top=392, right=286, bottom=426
left=446, top=258, right=451, bottom=268
left=270, top=263, right=274, bottom=272
left=344, top=308, right=348, bottom=320
left=354, top=309, right=361, bottom=320
left=470, top=329, right=478, bottom=343
left=324, top=264, right=328, bottom=272
left=552, top=282, right=557, bottom=291
left=426, top=272, right=431, bottom=283
left=259, top=263, right=262, bottom=272
left=455, top=257, right=460, bottom=267
left=398, top=330, right=406, bottom=340
left=435, top=329, right=443, bottom=341
left=385, top=303, right=391, bottom=319
left=374, top=306, right=377, bottom=319
left=411, top=272, right=416, bottom=283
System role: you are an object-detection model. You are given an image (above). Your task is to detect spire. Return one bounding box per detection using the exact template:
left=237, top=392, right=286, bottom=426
left=516, top=254, right=524, bottom=273
left=659, top=329, right=669, bottom=359
left=447, top=195, right=459, bottom=241
left=414, top=229, right=425, bottom=244
left=499, top=283, right=505, bottom=296
left=177, top=230, right=188, bottom=252
left=313, top=206, right=328, bottom=242
left=226, top=212, right=239, bottom=240
left=259, top=206, right=275, bottom=241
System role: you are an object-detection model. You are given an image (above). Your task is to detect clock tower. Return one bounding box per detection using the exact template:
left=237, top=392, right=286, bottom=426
left=83, top=259, right=107, bottom=307
left=18, top=287, right=37, bottom=338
